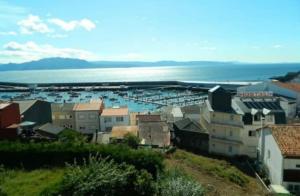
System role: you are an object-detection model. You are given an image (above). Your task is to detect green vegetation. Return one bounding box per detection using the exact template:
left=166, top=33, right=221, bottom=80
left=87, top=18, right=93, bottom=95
left=58, top=129, right=87, bottom=144
left=172, top=150, right=249, bottom=187
left=0, top=167, right=64, bottom=196
left=0, top=141, right=163, bottom=177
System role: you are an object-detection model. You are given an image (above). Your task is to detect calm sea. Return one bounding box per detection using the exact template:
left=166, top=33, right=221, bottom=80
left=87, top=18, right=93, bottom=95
left=0, top=63, right=299, bottom=83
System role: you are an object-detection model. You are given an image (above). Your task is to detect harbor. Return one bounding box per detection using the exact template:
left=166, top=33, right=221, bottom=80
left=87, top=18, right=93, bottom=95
left=0, top=80, right=257, bottom=112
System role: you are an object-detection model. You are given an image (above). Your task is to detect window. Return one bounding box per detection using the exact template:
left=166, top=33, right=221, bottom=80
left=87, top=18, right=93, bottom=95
left=116, top=116, right=124, bottom=122
left=296, top=164, right=300, bottom=168
left=248, top=130, right=256, bottom=137
left=267, top=150, right=271, bottom=159
left=254, top=114, right=261, bottom=121
left=79, top=114, right=85, bottom=119
left=59, top=114, right=65, bottom=119
left=104, top=117, right=112, bottom=123
left=212, top=143, right=215, bottom=148
left=89, top=114, right=96, bottom=119
left=79, top=126, right=85, bottom=130
left=229, top=131, right=233, bottom=137
left=228, top=146, right=233, bottom=153
left=212, top=113, right=216, bottom=118
left=230, top=115, right=234, bottom=120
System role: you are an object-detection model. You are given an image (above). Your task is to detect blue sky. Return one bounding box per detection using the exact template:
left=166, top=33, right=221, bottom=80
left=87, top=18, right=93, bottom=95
left=0, top=0, right=299, bottom=63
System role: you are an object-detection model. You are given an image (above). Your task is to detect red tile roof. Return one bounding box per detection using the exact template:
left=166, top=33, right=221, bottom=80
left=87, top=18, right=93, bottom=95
left=273, top=81, right=300, bottom=92
left=270, top=125, right=300, bottom=158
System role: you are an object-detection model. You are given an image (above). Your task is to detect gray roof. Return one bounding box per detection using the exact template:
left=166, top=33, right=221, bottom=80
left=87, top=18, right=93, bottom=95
left=37, top=123, right=64, bottom=135
left=138, top=121, right=170, bottom=146
left=14, top=100, right=37, bottom=114
left=181, top=105, right=200, bottom=114
left=51, top=103, right=75, bottom=112
left=208, top=85, right=221, bottom=93
left=174, top=118, right=208, bottom=134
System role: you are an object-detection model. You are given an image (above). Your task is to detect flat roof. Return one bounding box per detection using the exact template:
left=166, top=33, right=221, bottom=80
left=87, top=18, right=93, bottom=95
left=111, top=125, right=138, bottom=138
left=101, top=107, right=128, bottom=116
left=73, top=102, right=103, bottom=111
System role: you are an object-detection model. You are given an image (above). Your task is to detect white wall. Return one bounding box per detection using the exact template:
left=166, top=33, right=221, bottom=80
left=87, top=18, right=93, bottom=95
left=260, top=128, right=283, bottom=185
left=100, top=115, right=129, bottom=132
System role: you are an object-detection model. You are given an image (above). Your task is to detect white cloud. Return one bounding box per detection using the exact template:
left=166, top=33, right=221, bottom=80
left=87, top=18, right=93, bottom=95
left=0, top=31, right=17, bottom=36
left=48, top=18, right=96, bottom=31
left=18, top=15, right=52, bottom=34
left=272, top=44, right=282, bottom=49
left=0, top=41, right=98, bottom=63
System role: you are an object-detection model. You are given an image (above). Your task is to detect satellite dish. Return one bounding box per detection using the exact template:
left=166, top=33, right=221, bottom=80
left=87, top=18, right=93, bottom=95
left=263, top=108, right=271, bottom=115
left=251, top=108, right=258, bottom=115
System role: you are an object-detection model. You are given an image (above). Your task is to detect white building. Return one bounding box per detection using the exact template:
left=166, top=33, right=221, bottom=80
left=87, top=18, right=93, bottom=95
left=100, top=106, right=129, bottom=132
left=232, top=96, right=286, bottom=158
left=237, top=81, right=300, bottom=117
left=200, top=86, right=287, bottom=158
left=73, top=100, right=104, bottom=134
left=258, top=125, right=300, bottom=195
left=200, top=86, right=245, bottom=156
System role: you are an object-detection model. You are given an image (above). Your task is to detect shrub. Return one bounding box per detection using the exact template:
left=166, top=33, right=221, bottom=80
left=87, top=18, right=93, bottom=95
left=158, top=169, right=205, bottom=196
left=123, top=133, right=141, bottom=149
left=59, top=155, right=156, bottom=196
left=58, top=129, right=87, bottom=144
left=0, top=141, right=164, bottom=177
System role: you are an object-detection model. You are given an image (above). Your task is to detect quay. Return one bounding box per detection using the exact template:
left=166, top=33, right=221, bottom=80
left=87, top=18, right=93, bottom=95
left=0, top=80, right=260, bottom=93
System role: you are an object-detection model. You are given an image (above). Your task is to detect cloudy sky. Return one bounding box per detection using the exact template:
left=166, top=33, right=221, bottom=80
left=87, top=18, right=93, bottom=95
left=0, top=0, right=300, bottom=63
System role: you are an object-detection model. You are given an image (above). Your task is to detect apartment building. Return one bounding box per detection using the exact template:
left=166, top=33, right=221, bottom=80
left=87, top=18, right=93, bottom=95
left=100, top=106, right=129, bottom=132
left=51, top=103, right=75, bottom=129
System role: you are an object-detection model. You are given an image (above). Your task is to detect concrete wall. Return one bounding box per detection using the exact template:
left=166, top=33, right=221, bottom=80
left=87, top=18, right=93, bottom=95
left=74, top=111, right=100, bottom=134
left=52, top=111, right=75, bottom=129
left=100, top=115, right=129, bottom=132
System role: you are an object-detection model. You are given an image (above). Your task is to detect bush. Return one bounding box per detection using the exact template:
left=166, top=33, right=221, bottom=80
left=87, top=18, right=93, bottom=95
left=123, top=133, right=140, bottom=149
left=158, top=169, right=205, bottom=196
left=0, top=141, right=164, bottom=177
left=58, top=129, right=87, bottom=144
left=59, top=155, right=156, bottom=196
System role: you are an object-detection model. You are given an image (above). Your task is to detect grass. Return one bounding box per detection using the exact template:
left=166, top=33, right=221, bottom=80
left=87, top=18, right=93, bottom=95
left=0, top=168, right=64, bottom=196
left=165, top=149, right=267, bottom=196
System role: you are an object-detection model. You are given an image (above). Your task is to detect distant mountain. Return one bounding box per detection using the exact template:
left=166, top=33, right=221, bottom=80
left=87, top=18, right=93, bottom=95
left=0, top=58, right=93, bottom=71
left=0, top=57, right=299, bottom=71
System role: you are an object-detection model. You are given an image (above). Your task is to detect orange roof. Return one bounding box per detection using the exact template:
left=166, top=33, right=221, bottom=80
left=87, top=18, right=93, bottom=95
left=73, top=101, right=103, bottom=111
left=270, top=125, right=300, bottom=158
left=101, top=107, right=128, bottom=116
left=274, top=81, right=300, bottom=92
left=111, top=125, right=138, bottom=138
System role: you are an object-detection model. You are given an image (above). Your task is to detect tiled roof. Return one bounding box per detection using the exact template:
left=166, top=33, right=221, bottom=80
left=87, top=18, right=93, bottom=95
left=270, top=125, right=300, bottom=158
left=101, top=107, right=128, bottom=116
left=273, top=81, right=300, bottom=92
left=73, top=102, right=103, bottom=111
left=111, top=125, right=138, bottom=138
left=137, top=114, right=161, bottom=122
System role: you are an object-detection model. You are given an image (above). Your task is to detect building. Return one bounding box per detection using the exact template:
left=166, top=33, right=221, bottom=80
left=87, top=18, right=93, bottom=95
left=110, top=125, right=138, bottom=141
left=100, top=106, right=129, bottom=132
left=180, top=105, right=201, bottom=122
left=138, top=120, right=170, bottom=147
left=258, top=125, right=300, bottom=195
left=73, top=100, right=104, bottom=134
left=0, top=102, right=21, bottom=139
left=232, top=96, right=287, bottom=157
left=136, top=114, right=161, bottom=124
left=35, top=123, right=65, bottom=139
left=51, top=103, right=75, bottom=129
left=173, top=118, right=209, bottom=153
left=200, top=86, right=244, bottom=156
left=237, top=81, right=300, bottom=116
left=171, top=107, right=183, bottom=122
left=15, top=100, right=52, bottom=125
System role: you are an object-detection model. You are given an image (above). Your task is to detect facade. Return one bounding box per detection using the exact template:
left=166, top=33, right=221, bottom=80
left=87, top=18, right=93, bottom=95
left=51, top=103, right=75, bottom=129
left=200, top=86, right=244, bottom=157
left=0, top=102, right=21, bottom=139
left=232, top=96, right=286, bottom=158
left=100, top=107, right=129, bottom=132
left=110, top=125, right=138, bottom=140
left=15, top=100, right=52, bottom=125
left=258, top=125, right=300, bottom=195
left=138, top=121, right=170, bottom=147
left=173, top=118, right=209, bottom=153
left=73, top=100, right=103, bottom=134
